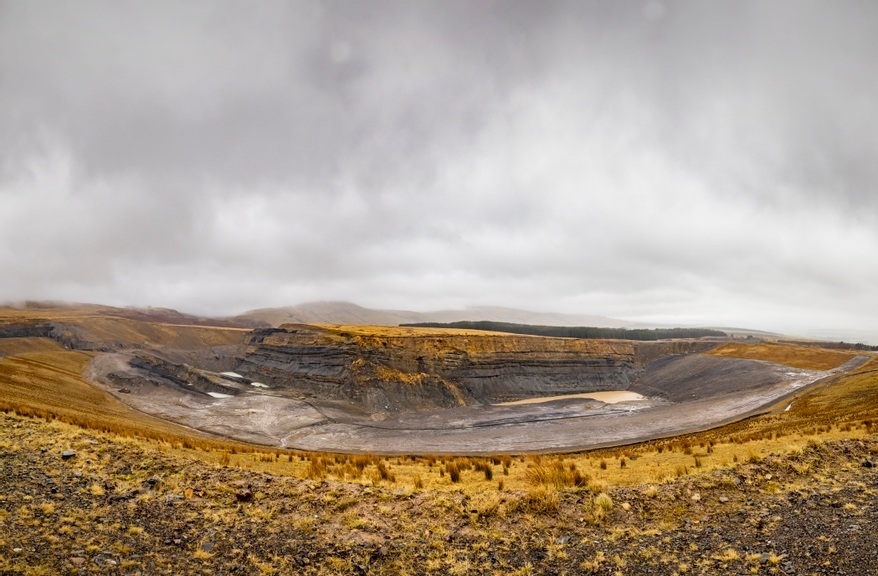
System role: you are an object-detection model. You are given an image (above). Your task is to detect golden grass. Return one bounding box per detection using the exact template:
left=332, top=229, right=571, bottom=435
left=0, top=337, right=69, bottom=356
left=707, top=342, right=857, bottom=370
left=281, top=323, right=636, bottom=363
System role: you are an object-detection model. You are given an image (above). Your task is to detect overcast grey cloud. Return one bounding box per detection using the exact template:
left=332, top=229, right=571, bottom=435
left=2, top=0, right=877, bottom=338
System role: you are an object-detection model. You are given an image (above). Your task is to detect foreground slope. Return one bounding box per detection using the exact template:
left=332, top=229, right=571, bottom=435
left=1, top=412, right=876, bottom=575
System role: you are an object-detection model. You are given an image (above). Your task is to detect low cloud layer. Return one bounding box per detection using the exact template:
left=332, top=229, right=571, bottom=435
left=2, top=1, right=877, bottom=336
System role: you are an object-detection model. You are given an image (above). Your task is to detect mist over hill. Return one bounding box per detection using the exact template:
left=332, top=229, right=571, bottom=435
left=235, top=301, right=632, bottom=329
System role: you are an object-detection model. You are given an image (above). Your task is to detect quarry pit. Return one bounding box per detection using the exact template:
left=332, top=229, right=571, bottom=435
left=84, top=323, right=867, bottom=454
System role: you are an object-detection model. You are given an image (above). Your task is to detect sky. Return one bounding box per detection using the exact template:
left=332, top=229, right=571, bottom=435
left=1, top=1, right=877, bottom=338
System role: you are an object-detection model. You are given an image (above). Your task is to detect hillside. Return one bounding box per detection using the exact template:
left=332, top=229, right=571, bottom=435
left=235, top=301, right=631, bottom=328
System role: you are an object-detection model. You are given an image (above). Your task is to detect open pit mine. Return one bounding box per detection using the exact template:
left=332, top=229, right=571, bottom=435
left=41, top=316, right=856, bottom=455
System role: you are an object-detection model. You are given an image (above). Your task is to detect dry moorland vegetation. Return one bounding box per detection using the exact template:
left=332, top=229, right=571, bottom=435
left=706, top=341, right=858, bottom=371
left=1, top=322, right=877, bottom=574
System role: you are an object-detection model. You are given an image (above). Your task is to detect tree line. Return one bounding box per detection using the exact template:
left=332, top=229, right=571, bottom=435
left=399, top=321, right=727, bottom=341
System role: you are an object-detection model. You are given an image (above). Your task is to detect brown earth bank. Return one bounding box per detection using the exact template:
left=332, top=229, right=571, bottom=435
left=1, top=412, right=877, bottom=575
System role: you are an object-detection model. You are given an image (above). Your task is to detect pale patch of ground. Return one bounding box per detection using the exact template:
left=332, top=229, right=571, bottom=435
left=499, top=390, right=645, bottom=405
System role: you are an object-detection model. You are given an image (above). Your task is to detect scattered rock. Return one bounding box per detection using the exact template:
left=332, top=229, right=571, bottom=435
left=863, top=459, right=874, bottom=468
left=70, top=557, right=85, bottom=566
left=163, top=493, right=184, bottom=505
left=235, top=488, right=253, bottom=502
left=61, top=449, right=76, bottom=460
left=718, top=496, right=729, bottom=503
left=144, top=476, right=161, bottom=487
left=93, top=554, right=116, bottom=567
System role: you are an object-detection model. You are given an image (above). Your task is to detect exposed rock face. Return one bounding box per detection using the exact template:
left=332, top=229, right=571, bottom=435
left=0, top=320, right=123, bottom=351
left=1, top=318, right=248, bottom=355
left=0, top=323, right=55, bottom=339
left=125, top=353, right=240, bottom=397
left=232, top=325, right=714, bottom=412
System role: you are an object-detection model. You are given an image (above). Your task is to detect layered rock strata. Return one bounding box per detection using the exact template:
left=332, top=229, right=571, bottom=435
left=231, top=325, right=712, bottom=412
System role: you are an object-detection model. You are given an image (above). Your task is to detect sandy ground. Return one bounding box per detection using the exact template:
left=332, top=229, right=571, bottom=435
left=498, top=390, right=645, bottom=405
left=86, top=352, right=868, bottom=454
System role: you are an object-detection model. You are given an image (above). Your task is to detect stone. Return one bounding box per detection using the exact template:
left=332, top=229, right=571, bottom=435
left=862, top=459, right=874, bottom=468
left=235, top=488, right=254, bottom=502
left=61, top=449, right=76, bottom=460
left=163, top=494, right=184, bottom=505
left=70, top=557, right=86, bottom=566
left=719, top=496, right=729, bottom=503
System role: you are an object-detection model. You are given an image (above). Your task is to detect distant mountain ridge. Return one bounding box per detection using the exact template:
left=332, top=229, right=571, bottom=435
left=235, top=301, right=632, bottom=328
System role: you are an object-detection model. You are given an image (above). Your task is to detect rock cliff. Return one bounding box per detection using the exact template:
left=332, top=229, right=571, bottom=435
left=231, top=325, right=713, bottom=412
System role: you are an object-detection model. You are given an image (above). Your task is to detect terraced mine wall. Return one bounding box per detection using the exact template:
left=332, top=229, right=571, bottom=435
left=232, top=325, right=718, bottom=412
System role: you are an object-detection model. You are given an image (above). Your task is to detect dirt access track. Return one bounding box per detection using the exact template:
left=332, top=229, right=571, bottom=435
left=80, top=323, right=871, bottom=455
